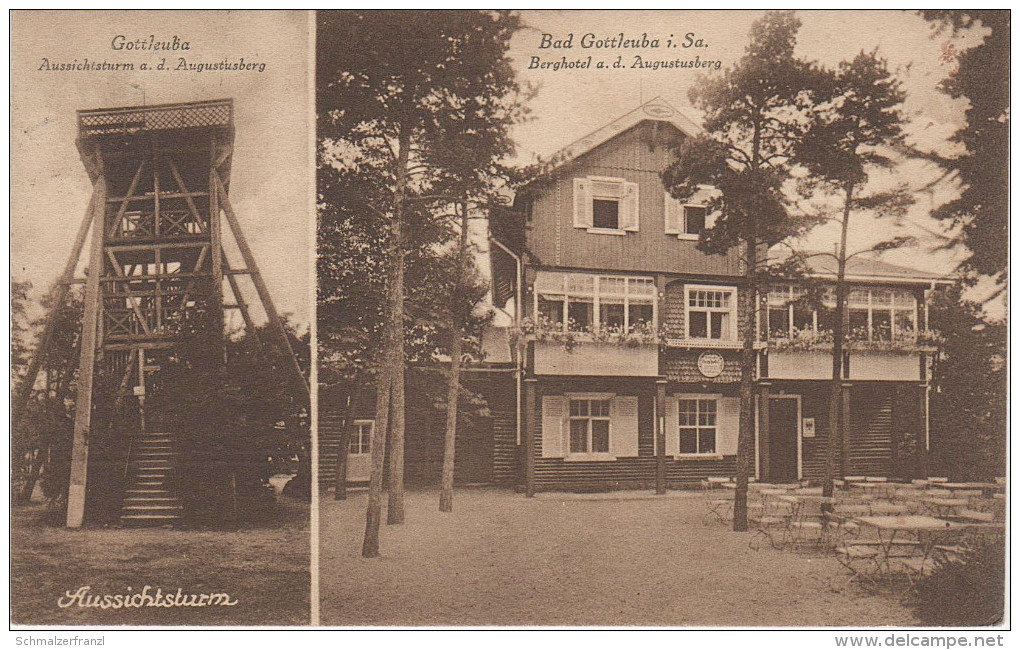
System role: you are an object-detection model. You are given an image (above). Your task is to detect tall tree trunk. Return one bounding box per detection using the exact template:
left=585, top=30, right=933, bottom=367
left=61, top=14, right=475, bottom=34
left=386, top=126, right=411, bottom=526
left=362, top=367, right=391, bottom=557
left=440, top=203, right=470, bottom=513
left=733, top=238, right=757, bottom=532
left=823, top=184, right=854, bottom=499
left=733, top=115, right=765, bottom=533
left=334, top=377, right=364, bottom=501
left=363, top=123, right=412, bottom=554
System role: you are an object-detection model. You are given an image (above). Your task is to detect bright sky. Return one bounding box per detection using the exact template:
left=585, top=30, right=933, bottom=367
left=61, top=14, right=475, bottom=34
left=505, top=10, right=987, bottom=295
left=11, top=10, right=313, bottom=331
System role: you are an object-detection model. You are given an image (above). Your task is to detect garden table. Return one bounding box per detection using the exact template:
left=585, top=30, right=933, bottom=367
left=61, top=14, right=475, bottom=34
left=941, top=482, right=1001, bottom=497
left=920, top=497, right=970, bottom=518
left=852, top=515, right=989, bottom=578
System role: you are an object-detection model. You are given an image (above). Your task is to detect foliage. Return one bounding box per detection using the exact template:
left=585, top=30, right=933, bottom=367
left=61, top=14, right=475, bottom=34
left=11, top=284, right=84, bottom=508
left=910, top=537, right=1005, bottom=626
left=516, top=315, right=660, bottom=352
left=149, top=301, right=311, bottom=522
left=927, top=284, right=1006, bottom=480
left=11, top=280, right=33, bottom=381
left=316, top=10, right=525, bottom=384
left=767, top=327, right=941, bottom=353
left=921, top=11, right=1009, bottom=292
left=662, top=11, right=821, bottom=254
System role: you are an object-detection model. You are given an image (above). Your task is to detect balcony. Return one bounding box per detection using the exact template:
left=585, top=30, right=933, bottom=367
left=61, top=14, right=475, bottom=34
left=533, top=340, right=659, bottom=377
left=766, top=328, right=939, bottom=382
left=520, top=317, right=660, bottom=376
left=766, top=327, right=940, bottom=354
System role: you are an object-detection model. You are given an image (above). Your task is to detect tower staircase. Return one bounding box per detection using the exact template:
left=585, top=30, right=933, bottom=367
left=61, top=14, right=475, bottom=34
left=120, top=431, right=183, bottom=526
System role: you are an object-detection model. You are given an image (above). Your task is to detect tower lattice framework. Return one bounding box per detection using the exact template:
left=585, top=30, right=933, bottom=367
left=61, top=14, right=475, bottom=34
left=14, top=99, right=309, bottom=528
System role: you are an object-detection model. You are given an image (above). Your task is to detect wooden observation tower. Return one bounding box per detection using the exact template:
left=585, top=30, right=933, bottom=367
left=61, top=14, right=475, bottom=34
left=14, top=99, right=309, bottom=528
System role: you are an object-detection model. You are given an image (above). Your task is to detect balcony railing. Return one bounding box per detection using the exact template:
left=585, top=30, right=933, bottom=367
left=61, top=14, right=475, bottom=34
left=78, top=99, right=233, bottom=138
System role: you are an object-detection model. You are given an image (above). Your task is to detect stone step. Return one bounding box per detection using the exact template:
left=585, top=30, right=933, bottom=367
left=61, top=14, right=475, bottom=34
left=120, top=514, right=183, bottom=527
left=123, top=504, right=183, bottom=512
left=124, top=496, right=180, bottom=504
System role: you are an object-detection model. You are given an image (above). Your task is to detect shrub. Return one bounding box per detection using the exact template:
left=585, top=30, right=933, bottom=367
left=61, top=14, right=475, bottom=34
left=910, top=538, right=1005, bottom=626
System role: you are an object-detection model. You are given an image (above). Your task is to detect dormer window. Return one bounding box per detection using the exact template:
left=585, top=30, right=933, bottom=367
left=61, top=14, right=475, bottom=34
left=665, top=187, right=717, bottom=240
left=682, top=206, right=707, bottom=236
left=573, top=176, right=639, bottom=234
left=592, top=198, right=619, bottom=230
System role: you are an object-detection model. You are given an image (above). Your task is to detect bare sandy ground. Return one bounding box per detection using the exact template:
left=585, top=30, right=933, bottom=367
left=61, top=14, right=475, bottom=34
left=318, top=487, right=918, bottom=627
left=11, top=497, right=310, bottom=626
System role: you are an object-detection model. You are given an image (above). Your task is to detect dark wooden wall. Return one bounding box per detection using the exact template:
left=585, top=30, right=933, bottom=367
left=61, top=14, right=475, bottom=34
left=317, top=373, right=518, bottom=489
left=525, top=121, right=741, bottom=276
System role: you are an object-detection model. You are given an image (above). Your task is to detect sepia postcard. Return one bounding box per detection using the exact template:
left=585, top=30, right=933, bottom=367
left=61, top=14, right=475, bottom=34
left=8, top=7, right=1009, bottom=640
left=314, top=9, right=1007, bottom=630
left=10, top=10, right=313, bottom=627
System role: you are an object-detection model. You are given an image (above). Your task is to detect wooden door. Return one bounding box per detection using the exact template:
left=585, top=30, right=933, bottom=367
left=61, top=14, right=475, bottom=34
left=345, top=420, right=373, bottom=482
left=768, top=398, right=799, bottom=482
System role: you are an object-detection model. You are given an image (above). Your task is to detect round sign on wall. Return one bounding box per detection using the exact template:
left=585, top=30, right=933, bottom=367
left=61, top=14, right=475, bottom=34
left=697, top=351, right=725, bottom=378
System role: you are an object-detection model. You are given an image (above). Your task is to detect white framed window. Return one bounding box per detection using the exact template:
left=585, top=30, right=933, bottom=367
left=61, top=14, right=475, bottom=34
left=535, top=271, right=656, bottom=334
left=767, top=284, right=917, bottom=341
left=348, top=420, right=373, bottom=455
left=568, top=397, right=612, bottom=454
left=848, top=287, right=918, bottom=341
left=678, top=397, right=717, bottom=455
left=573, top=176, right=639, bottom=234
left=767, top=285, right=816, bottom=337
left=685, top=284, right=737, bottom=341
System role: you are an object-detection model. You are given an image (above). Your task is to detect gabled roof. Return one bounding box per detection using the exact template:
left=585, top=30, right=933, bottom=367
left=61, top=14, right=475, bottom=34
left=800, top=254, right=953, bottom=285
left=538, top=96, right=702, bottom=177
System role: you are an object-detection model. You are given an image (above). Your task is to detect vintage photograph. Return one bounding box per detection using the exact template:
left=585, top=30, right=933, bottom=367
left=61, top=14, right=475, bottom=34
left=316, top=10, right=1007, bottom=627
left=11, top=11, right=313, bottom=625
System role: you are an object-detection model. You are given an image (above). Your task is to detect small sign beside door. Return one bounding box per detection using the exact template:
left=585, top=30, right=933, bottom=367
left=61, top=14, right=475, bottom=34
left=802, top=417, right=815, bottom=438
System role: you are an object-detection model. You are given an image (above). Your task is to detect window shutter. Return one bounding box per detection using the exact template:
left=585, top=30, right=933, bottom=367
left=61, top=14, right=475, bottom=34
left=718, top=397, right=741, bottom=456
left=665, top=397, right=679, bottom=457
left=541, top=396, right=565, bottom=458
left=620, top=182, right=640, bottom=231
left=610, top=396, right=639, bottom=457
left=664, top=194, right=682, bottom=234
left=573, top=178, right=592, bottom=229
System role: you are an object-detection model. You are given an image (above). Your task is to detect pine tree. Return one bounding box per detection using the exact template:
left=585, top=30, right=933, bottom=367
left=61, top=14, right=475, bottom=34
left=793, top=51, right=910, bottom=496
left=318, top=10, right=524, bottom=556
left=662, top=11, right=817, bottom=531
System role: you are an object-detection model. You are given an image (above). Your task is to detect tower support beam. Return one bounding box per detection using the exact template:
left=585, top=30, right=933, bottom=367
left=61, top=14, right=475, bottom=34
left=13, top=191, right=97, bottom=422
left=214, top=173, right=309, bottom=402
left=67, top=175, right=107, bottom=529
